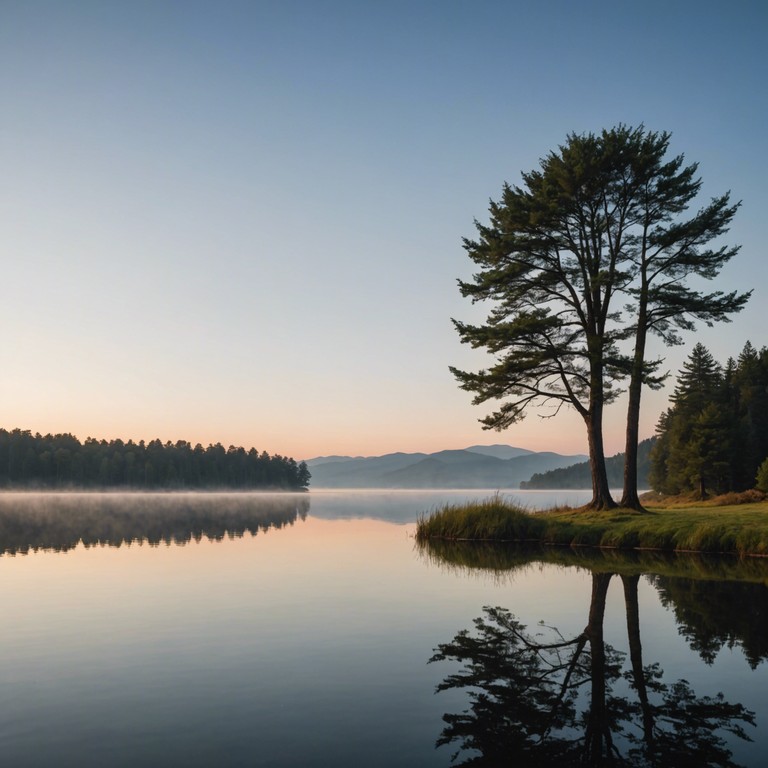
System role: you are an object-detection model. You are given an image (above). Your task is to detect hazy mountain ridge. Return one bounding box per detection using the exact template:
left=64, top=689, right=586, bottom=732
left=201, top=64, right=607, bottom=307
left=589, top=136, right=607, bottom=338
left=307, top=445, right=587, bottom=488
left=520, top=438, right=656, bottom=489
left=464, top=444, right=534, bottom=460
left=305, top=452, right=429, bottom=484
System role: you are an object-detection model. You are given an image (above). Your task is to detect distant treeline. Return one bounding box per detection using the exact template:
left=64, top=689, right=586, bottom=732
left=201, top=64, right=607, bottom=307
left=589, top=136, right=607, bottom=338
left=520, top=439, right=655, bottom=490
left=0, top=429, right=310, bottom=490
left=650, top=342, right=768, bottom=497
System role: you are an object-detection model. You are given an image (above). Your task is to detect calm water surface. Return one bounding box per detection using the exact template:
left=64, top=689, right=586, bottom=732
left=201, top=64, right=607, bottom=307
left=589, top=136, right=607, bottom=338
left=0, top=490, right=766, bottom=766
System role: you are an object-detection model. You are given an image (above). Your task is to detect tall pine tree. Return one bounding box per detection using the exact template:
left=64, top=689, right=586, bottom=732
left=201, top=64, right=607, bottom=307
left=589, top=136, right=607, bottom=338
left=617, top=129, right=749, bottom=509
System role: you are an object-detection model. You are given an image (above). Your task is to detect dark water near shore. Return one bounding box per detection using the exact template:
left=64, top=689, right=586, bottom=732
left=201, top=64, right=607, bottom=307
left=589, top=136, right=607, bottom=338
left=0, top=490, right=766, bottom=766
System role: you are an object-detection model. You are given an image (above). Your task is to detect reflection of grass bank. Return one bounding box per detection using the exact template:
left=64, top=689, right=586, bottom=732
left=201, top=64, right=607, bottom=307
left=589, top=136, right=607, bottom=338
left=418, top=538, right=768, bottom=584
left=415, top=495, right=768, bottom=557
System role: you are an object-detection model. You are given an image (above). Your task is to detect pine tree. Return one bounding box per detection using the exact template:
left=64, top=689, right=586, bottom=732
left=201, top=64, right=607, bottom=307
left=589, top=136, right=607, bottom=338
left=682, top=403, right=732, bottom=498
left=649, top=341, right=768, bottom=496
left=671, top=343, right=723, bottom=411
left=452, top=129, right=634, bottom=509
left=452, top=126, right=748, bottom=511
left=756, top=458, right=768, bottom=494
left=649, top=410, right=674, bottom=494
left=732, top=342, right=768, bottom=488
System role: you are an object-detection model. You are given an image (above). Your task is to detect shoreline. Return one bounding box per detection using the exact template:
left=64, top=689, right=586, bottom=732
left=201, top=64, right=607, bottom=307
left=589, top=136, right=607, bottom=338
left=415, top=494, right=768, bottom=558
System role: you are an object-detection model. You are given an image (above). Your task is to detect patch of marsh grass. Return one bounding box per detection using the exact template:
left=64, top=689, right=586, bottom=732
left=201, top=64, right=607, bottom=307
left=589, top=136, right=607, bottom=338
left=416, top=495, right=768, bottom=556
left=415, top=494, right=545, bottom=542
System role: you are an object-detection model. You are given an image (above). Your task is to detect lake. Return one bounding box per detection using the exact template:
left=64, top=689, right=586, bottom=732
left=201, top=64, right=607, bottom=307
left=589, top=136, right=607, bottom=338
left=1, top=489, right=766, bottom=766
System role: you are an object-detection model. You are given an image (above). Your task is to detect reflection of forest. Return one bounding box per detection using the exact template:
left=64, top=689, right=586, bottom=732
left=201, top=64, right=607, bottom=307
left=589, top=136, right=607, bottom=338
left=651, top=576, right=768, bottom=668
left=420, top=540, right=768, bottom=666
left=0, top=493, right=310, bottom=555
left=423, top=541, right=760, bottom=766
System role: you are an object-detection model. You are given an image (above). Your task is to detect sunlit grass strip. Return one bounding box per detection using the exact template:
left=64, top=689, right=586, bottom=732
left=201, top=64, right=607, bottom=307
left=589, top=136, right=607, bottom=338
left=415, top=497, right=768, bottom=557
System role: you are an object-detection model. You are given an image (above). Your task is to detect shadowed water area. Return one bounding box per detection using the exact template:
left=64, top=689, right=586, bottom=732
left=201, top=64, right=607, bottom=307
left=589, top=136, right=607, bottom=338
left=1, top=490, right=767, bottom=766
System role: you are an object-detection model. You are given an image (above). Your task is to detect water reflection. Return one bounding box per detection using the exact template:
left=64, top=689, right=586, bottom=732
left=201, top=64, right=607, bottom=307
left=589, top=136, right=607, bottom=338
left=424, top=542, right=760, bottom=766
left=651, top=576, right=768, bottom=669
left=0, top=492, right=309, bottom=554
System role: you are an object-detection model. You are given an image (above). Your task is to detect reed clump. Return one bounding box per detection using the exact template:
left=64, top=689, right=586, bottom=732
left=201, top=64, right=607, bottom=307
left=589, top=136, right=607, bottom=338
left=416, top=495, right=545, bottom=542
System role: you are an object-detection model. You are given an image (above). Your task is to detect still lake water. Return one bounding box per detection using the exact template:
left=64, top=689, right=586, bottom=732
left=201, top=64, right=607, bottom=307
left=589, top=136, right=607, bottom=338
left=1, top=489, right=767, bottom=766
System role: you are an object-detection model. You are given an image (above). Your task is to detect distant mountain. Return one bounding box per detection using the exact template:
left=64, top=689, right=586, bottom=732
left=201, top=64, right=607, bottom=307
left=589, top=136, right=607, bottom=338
left=306, top=452, right=429, bottom=487
left=306, top=446, right=587, bottom=489
left=464, top=444, right=534, bottom=460
left=304, top=455, right=365, bottom=468
left=520, top=438, right=656, bottom=489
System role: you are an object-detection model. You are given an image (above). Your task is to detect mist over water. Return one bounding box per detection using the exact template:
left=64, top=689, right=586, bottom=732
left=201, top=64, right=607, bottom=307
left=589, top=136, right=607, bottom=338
left=0, top=489, right=594, bottom=555
left=306, top=488, right=597, bottom=521
left=0, top=491, right=309, bottom=554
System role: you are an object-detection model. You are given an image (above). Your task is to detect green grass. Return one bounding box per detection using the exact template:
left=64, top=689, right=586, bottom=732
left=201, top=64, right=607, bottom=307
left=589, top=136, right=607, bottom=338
left=415, top=495, right=768, bottom=557
left=416, top=494, right=546, bottom=542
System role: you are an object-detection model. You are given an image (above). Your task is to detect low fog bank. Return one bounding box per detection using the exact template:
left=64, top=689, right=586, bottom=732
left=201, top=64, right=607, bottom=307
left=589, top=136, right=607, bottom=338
left=0, top=492, right=310, bottom=555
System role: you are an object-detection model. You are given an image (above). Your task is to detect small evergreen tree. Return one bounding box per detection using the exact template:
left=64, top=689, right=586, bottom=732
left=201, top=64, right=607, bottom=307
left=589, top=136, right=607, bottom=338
left=756, top=458, right=768, bottom=494
left=648, top=410, right=674, bottom=494
left=683, top=403, right=732, bottom=498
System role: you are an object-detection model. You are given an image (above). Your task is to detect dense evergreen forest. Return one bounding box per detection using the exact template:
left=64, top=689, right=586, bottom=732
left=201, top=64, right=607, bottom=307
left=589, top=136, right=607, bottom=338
left=0, top=429, right=310, bottom=490
left=650, top=342, right=768, bottom=497
left=520, top=439, right=655, bottom=490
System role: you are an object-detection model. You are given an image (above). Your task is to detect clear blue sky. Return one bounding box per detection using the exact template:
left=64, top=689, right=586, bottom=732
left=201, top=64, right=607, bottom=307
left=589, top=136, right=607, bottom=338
left=1, top=1, right=765, bottom=460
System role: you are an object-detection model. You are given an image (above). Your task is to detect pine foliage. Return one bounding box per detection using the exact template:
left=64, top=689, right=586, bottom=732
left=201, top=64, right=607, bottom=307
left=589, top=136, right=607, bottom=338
left=650, top=343, right=768, bottom=496
left=451, top=125, right=748, bottom=510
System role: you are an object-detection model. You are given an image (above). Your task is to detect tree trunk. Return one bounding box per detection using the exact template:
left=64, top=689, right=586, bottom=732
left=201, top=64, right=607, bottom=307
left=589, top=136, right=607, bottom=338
left=585, top=337, right=617, bottom=510
left=621, top=364, right=644, bottom=510
left=583, top=572, right=614, bottom=761
left=585, top=407, right=616, bottom=510
left=621, top=289, right=649, bottom=511
left=622, top=574, right=655, bottom=749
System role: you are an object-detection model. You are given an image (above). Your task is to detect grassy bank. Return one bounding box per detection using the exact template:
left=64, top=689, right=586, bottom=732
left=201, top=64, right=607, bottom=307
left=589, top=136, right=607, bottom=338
left=415, top=494, right=768, bottom=557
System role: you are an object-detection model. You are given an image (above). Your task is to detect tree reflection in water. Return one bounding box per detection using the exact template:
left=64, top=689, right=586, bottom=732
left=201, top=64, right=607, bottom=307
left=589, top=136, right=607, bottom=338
left=650, top=576, right=768, bottom=669
left=0, top=492, right=310, bottom=555
left=428, top=550, right=756, bottom=767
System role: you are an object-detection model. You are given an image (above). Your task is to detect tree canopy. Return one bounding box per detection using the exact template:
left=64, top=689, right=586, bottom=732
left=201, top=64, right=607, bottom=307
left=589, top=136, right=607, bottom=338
left=452, top=125, right=747, bottom=509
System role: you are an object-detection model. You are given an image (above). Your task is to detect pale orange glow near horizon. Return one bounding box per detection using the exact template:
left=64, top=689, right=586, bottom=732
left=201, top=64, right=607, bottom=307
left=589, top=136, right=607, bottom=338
left=1, top=401, right=633, bottom=462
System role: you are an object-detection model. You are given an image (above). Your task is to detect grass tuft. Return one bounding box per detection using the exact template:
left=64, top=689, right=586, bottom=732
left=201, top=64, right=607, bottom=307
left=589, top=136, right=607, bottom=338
left=416, top=494, right=545, bottom=542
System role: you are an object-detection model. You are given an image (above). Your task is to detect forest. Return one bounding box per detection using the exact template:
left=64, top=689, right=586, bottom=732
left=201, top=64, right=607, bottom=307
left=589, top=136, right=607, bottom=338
left=520, top=439, right=655, bottom=490
left=0, top=429, right=311, bottom=490
left=650, top=342, right=768, bottom=497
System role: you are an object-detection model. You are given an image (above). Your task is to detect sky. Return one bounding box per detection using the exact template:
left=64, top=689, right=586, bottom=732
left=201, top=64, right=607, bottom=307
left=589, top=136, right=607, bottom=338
left=1, top=0, right=765, bottom=461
